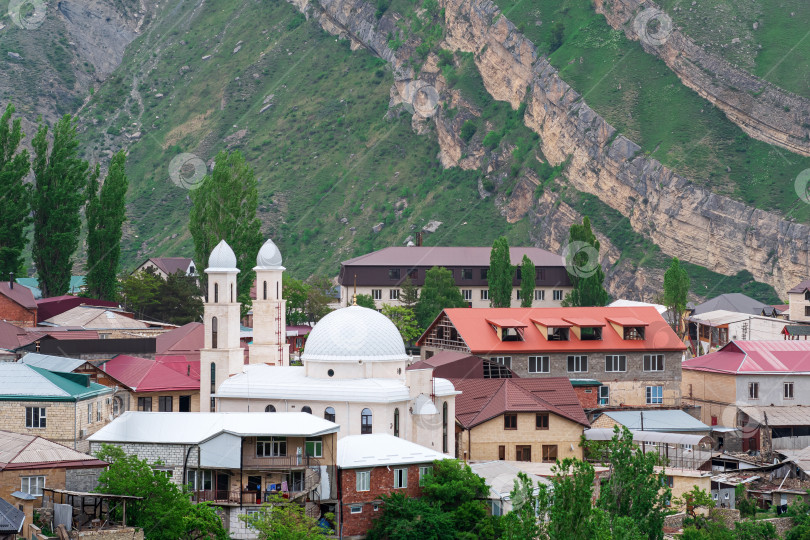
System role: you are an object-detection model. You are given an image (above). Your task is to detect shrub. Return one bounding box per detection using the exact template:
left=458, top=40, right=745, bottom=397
left=460, top=120, right=477, bottom=142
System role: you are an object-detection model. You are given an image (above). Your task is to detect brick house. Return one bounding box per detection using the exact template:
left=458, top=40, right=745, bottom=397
left=451, top=378, right=590, bottom=463
left=418, top=306, right=686, bottom=409
left=0, top=281, right=37, bottom=327
left=0, top=363, right=113, bottom=452
left=0, top=430, right=107, bottom=537
left=336, top=434, right=448, bottom=538
left=89, top=412, right=338, bottom=540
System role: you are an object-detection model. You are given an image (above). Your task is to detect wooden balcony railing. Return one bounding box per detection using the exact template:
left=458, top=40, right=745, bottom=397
left=241, top=454, right=322, bottom=470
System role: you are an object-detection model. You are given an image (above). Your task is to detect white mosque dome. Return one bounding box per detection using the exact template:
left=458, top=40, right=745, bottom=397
left=256, top=238, right=283, bottom=268
left=302, top=305, right=409, bottom=363
left=207, top=240, right=238, bottom=271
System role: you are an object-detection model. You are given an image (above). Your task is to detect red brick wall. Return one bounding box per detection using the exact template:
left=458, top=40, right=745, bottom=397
left=574, top=386, right=599, bottom=409
left=339, top=464, right=428, bottom=537
left=0, top=294, right=35, bottom=326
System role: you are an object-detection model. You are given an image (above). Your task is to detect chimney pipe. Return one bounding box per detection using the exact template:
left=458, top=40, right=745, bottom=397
left=8, top=272, right=13, bottom=289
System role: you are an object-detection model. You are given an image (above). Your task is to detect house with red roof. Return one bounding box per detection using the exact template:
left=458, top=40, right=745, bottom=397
left=683, top=340, right=810, bottom=452
left=100, top=355, right=200, bottom=413
left=0, top=281, right=37, bottom=327
left=418, top=306, right=686, bottom=409
left=450, top=377, right=589, bottom=462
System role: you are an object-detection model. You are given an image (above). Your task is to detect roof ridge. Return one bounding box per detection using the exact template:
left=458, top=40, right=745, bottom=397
left=469, top=379, right=506, bottom=427
left=10, top=435, right=38, bottom=463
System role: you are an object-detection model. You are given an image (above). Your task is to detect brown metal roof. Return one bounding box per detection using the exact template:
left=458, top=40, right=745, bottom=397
left=341, top=246, right=565, bottom=267
left=0, top=282, right=37, bottom=310
left=0, top=430, right=105, bottom=470
left=146, top=257, right=194, bottom=276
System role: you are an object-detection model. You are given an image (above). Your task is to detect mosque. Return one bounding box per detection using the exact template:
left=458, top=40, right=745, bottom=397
left=200, top=239, right=458, bottom=453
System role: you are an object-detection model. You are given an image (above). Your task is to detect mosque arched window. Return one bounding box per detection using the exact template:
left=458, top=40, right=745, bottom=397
left=394, top=408, right=400, bottom=437
left=211, top=317, right=218, bottom=349
left=301, top=406, right=312, bottom=414
left=361, top=408, right=373, bottom=434
left=324, top=407, right=336, bottom=423
left=442, top=402, right=449, bottom=453
left=265, top=405, right=276, bottom=412
left=209, top=362, right=216, bottom=412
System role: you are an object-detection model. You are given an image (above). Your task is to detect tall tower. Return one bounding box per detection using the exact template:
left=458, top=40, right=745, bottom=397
left=249, top=238, right=289, bottom=366
left=199, top=240, right=244, bottom=412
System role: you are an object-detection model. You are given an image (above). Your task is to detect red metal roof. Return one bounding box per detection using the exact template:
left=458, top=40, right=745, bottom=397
left=486, top=318, right=528, bottom=328
left=562, top=317, right=605, bottom=327
left=683, top=341, right=810, bottom=374
left=0, top=321, right=45, bottom=350
left=156, top=322, right=203, bottom=361
left=605, top=316, right=648, bottom=327
left=156, top=355, right=201, bottom=381
left=35, top=296, right=120, bottom=321
left=450, top=377, right=589, bottom=428
left=0, top=282, right=37, bottom=310
left=100, top=355, right=199, bottom=392
left=419, top=307, right=684, bottom=354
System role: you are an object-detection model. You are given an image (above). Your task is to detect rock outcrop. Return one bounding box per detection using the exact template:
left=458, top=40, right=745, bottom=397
left=290, top=0, right=809, bottom=298
left=594, top=0, right=810, bottom=157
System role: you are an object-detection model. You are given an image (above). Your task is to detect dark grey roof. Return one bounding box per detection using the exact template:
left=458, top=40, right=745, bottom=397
left=0, top=497, right=24, bottom=533
left=342, top=246, right=565, bottom=267
left=692, top=293, right=770, bottom=316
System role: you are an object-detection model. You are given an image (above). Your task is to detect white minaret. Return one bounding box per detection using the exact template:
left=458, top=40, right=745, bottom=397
left=249, top=238, right=289, bottom=366
left=199, top=240, right=244, bottom=412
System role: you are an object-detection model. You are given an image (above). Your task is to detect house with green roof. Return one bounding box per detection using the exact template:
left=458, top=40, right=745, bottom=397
left=0, top=363, right=113, bottom=452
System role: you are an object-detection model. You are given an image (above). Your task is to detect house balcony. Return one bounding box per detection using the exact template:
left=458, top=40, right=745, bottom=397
left=241, top=454, right=324, bottom=470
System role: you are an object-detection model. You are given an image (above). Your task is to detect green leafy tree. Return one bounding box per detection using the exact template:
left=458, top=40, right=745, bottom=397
left=365, top=492, right=455, bottom=540
left=501, top=472, right=546, bottom=540
left=736, top=484, right=757, bottom=519
left=120, top=268, right=163, bottom=319
left=355, top=293, right=377, bottom=309
left=283, top=275, right=310, bottom=325
left=400, top=276, right=419, bottom=310
left=415, top=266, right=468, bottom=328
left=120, top=268, right=202, bottom=324
left=240, top=493, right=332, bottom=539
left=663, top=257, right=690, bottom=337
left=519, top=254, right=535, bottom=308
left=488, top=237, right=513, bottom=307
left=561, top=217, right=609, bottom=307
left=85, top=150, right=128, bottom=301
left=549, top=458, right=596, bottom=539
left=304, top=275, right=334, bottom=323
left=735, top=521, right=777, bottom=540
left=32, top=114, right=90, bottom=297
left=596, top=426, right=670, bottom=540
left=189, top=150, right=262, bottom=314
left=381, top=304, right=422, bottom=343
left=677, top=486, right=716, bottom=530
left=94, top=444, right=228, bottom=540
left=0, top=103, right=31, bottom=278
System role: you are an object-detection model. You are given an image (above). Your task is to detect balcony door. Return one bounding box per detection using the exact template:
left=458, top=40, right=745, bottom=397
left=216, top=473, right=230, bottom=500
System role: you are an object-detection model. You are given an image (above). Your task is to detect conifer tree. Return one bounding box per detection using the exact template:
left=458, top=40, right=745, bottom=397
left=189, top=150, right=262, bottom=312
left=32, top=115, right=90, bottom=297
left=0, top=103, right=31, bottom=278
left=488, top=236, right=513, bottom=307
left=86, top=151, right=128, bottom=301
left=561, top=217, right=609, bottom=307
left=400, top=275, right=419, bottom=310
left=519, top=254, right=535, bottom=308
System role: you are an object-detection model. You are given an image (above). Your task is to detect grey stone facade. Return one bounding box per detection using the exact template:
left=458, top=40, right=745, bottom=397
left=89, top=442, right=199, bottom=487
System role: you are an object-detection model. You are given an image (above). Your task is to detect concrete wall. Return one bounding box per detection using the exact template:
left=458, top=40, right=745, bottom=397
left=789, top=292, right=810, bottom=323
left=458, top=412, right=584, bottom=462
left=65, top=468, right=103, bottom=493
left=341, top=285, right=571, bottom=309
left=735, top=374, right=810, bottom=407
left=682, top=370, right=737, bottom=426
left=131, top=390, right=200, bottom=412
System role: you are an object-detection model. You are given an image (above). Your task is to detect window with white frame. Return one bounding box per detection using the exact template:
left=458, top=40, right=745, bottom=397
left=605, top=355, right=627, bottom=372
left=350, top=506, right=363, bottom=514
left=491, top=500, right=503, bottom=517
left=481, top=289, right=489, bottom=300
left=96, top=402, right=101, bottom=422
left=356, top=470, right=371, bottom=492
left=245, top=508, right=267, bottom=519
left=462, top=289, right=472, bottom=301
left=646, top=385, right=663, bottom=404
left=419, top=466, right=431, bottom=486
left=567, top=355, right=588, bottom=373
left=643, top=354, right=665, bottom=372
left=394, top=468, right=408, bottom=489
left=553, top=290, right=563, bottom=301
left=389, top=289, right=400, bottom=300
left=598, top=386, right=609, bottom=406
left=21, top=476, right=45, bottom=496
left=534, top=289, right=544, bottom=301
left=256, top=436, right=286, bottom=457
left=305, top=437, right=323, bottom=458
left=372, top=289, right=382, bottom=300
left=87, top=402, right=93, bottom=423
left=25, top=407, right=46, bottom=428
left=186, top=469, right=213, bottom=491
left=749, top=382, right=759, bottom=399
left=529, top=356, right=550, bottom=373
left=491, top=356, right=512, bottom=369
left=785, top=382, right=794, bottom=399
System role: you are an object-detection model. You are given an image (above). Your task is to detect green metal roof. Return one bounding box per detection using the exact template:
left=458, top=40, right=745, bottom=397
left=0, top=364, right=112, bottom=402
left=784, top=325, right=810, bottom=336
left=569, top=379, right=602, bottom=386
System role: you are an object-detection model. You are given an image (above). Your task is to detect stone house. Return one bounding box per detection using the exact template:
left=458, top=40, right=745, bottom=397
left=0, top=430, right=107, bottom=537
left=451, top=377, right=590, bottom=463
left=0, top=363, right=113, bottom=452
left=785, top=280, right=810, bottom=323
left=89, top=411, right=339, bottom=540
left=418, top=306, right=686, bottom=409
left=0, top=281, right=37, bottom=327
left=133, top=257, right=197, bottom=280
left=336, top=434, right=448, bottom=538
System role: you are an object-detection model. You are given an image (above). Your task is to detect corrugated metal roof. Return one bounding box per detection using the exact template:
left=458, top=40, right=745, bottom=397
left=337, top=434, right=448, bottom=468
left=45, top=306, right=147, bottom=330
left=469, top=461, right=551, bottom=500
left=0, top=430, right=102, bottom=469
left=584, top=428, right=711, bottom=445
left=0, top=496, right=25, bottom=533
left=19, top=353, right=86, bottom=373
left=683, top=340, right=810, bottom=374
left=692, top=293, right=770, bottom=316
left=0, top=363, right=111, bottom=401
left=100, top=355, right=199, bottom=392
left=89, top=411, right=339, bottom=444
left=739, top=406, right=810, bottom=426
left=687, top=309, right=785, bottom=327
left=598, top=410, right=710, bottom=432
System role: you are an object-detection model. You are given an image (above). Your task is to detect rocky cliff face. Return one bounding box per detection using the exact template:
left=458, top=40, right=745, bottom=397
left=594, top=0, right=810, bottom=158
left=290, top=0, right=808, bottom=299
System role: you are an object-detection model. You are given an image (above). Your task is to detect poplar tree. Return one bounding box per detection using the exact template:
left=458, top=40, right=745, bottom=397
left=488, top=236, right=513, bottom=307
left=663, top=257, right=690, bottom=337
left=415, top=266, right=467, bottom=328
left=189, top=150, right=262, bottom=311
left=519, top=254, right=535, bottom=307
left=0, top=103, right=31, bottom=278
left=32, top=115, right=90, bottom=297
left=561, top=217, right=609, bottom=307
left=86, top=151, right=128, bottom=300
